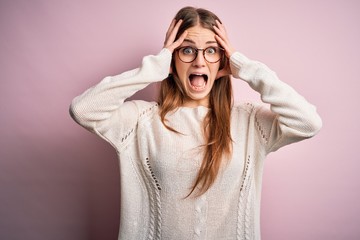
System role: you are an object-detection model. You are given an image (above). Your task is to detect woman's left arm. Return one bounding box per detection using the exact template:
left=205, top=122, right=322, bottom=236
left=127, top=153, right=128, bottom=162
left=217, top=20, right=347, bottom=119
left=230, top=52, right=322, bottom=152
left=214, top=20, right=322, bottom=153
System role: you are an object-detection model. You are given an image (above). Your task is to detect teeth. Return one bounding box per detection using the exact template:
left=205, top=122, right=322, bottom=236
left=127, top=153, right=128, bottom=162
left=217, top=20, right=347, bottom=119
left=189, top=73, right=207, bottom=91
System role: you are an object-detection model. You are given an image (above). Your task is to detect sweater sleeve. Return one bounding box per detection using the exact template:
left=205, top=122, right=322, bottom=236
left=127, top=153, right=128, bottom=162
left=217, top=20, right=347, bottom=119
left=69, top=48, right=172, bottom=149
left=230, top=52, right=322, bottom=153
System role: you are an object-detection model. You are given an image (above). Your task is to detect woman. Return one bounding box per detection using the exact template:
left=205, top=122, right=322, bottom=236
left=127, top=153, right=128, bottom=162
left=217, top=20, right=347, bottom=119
left=70, top=6, right=322, bottom=240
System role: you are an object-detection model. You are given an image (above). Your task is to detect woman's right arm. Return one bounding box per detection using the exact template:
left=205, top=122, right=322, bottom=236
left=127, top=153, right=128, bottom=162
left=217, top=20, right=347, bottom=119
left=70, top=19, right=186, bottom=148
left=69, top=48, right=172, bottom=147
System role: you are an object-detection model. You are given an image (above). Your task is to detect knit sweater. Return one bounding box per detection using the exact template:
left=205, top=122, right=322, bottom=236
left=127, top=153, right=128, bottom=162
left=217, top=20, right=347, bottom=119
left=70, top=48, right=322, bottom=240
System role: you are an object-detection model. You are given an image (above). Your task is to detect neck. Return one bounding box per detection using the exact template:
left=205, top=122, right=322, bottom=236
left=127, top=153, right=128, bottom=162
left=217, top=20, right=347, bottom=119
left=182, top=97, right=210, bottom=108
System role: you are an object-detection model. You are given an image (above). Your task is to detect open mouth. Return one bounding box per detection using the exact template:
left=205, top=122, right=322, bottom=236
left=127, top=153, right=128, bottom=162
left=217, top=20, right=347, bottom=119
left=189, top=74, right=208, bottom=91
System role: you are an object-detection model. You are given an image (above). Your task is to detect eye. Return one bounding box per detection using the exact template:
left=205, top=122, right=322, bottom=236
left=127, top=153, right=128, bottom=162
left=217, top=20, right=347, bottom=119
left=205, top=47, right=217, bottom=55
left=181, top=47, right=195, bottom=55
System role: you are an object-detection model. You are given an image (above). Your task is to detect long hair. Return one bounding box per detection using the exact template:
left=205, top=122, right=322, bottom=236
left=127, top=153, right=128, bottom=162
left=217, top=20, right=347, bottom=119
left=158, top=6, right=233, bottom=197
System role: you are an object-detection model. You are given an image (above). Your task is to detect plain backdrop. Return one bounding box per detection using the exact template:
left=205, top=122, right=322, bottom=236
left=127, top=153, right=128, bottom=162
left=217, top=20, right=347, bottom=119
left=1, top=0, right=359, bottom=239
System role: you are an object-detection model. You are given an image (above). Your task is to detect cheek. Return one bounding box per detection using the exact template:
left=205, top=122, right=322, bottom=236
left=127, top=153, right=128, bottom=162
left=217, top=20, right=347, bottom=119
left=210, top=64, right=220, bottom=78
left=174, top=58, right=188, bottom=78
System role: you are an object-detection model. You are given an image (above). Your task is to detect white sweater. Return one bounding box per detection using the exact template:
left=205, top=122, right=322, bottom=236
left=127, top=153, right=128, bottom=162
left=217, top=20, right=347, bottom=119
left=70, top=48, right=322, bottom=240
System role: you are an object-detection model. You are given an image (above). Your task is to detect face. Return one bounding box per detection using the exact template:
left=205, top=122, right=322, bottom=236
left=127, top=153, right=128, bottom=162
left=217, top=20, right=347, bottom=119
left=174, top=24, right=221, bottom=108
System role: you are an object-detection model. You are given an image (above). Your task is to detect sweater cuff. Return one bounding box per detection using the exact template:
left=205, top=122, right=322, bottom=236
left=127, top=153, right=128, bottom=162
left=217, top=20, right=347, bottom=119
left=229, top=52, right=251, bottom=79
left=159, top=48, right=172, bottom=61
left=156, top=48, right=173, bottom=79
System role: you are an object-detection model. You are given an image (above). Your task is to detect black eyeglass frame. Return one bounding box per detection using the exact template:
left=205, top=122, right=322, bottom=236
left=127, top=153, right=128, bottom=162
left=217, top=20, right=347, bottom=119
left=175, top=46, right=225, bottom=63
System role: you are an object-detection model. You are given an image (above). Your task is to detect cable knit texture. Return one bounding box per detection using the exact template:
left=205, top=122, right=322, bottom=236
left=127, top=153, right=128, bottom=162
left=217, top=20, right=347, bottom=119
left=70, top=48, right=322, bottom=240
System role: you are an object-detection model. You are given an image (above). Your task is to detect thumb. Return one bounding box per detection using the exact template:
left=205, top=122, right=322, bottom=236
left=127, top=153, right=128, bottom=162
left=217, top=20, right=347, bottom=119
left=216, top=65, right=231, bottom=79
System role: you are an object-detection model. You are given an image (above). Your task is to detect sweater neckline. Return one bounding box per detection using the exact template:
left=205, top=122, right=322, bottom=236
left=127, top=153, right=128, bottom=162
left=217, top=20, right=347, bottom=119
left=178, top=105, right=210, bottom=110
left=174, top=105, right=209, bottom=118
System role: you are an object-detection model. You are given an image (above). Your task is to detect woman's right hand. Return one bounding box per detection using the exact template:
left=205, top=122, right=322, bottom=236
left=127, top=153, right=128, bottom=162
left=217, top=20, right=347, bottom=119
left=163, top=19, right=188, bottom=53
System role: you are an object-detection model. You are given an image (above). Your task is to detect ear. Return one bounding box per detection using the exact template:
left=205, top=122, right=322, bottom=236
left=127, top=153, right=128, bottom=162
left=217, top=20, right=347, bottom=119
left=216, top=63, right=231, bottom=80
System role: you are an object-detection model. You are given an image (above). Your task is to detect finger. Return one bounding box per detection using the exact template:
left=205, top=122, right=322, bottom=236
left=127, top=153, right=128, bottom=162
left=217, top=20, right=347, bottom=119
left=164, top=19, right=176, bottom=45
left=216, top=63, right=232, bottom=79
left=214, top=34, right=228, bottom=53
left=213, top=24, right=227, bottom=42
left=216, top=34, right=235, bottom=58
left=165, top=19, right=183, bottom=47
left=214, top=32, right=228, bottom=52
left=175, top=30, right=188, bottom=47
left=215, top=20, right=227, bottom=33
left=165, top=19, right=176, bottom=39
left=214, top=22, right=235, bottom=59
left=216, top=68, right=230, bottom=79
left=167, top=30, right=188, bottom=52
left=213, top=27, right=225, bottom=44
left=214, top=20, right=230, bottom=45
left=169, top=19, right=183, bottom=41
left=214, top=33, right=223, bottom=45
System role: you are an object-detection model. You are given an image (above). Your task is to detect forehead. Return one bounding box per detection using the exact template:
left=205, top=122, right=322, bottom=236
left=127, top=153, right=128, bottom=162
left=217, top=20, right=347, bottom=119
left=184, top=24, right=216, bottom=45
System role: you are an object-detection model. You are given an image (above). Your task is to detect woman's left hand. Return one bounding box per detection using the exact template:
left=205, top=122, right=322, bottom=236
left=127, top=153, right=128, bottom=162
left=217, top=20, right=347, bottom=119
left=214, top=20, right=235, bottom=79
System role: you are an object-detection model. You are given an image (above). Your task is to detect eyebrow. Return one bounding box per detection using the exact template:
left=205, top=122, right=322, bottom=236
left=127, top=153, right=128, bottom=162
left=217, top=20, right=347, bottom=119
left=183, top=39, right=218, bottom=45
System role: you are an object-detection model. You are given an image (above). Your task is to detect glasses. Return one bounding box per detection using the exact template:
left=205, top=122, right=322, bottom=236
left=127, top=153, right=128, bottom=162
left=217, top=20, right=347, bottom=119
left=176, top=46, right=224, bottom=63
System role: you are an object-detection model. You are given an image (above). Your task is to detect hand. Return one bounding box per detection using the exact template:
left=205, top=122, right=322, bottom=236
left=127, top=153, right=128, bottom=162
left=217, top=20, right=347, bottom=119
left=214, top=20, right=235, bottom=79
left=214, top=20, right=235, bottom=58
left=163, top=19, right=187, bottom=74
left=164, top=19, right=188, bottom=53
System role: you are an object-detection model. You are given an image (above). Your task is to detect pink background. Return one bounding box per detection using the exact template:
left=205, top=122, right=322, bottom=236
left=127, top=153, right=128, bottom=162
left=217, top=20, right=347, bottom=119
left=1, top=0, right=359, bottom=239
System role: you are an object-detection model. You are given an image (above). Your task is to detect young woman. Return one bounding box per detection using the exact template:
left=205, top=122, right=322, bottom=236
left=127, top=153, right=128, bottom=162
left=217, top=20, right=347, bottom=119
left=70, top=6, right=322, bottom=240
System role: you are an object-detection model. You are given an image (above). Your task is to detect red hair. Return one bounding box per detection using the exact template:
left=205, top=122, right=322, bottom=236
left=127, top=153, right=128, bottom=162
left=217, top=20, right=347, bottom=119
left=158, top=7, right=233, bottom=197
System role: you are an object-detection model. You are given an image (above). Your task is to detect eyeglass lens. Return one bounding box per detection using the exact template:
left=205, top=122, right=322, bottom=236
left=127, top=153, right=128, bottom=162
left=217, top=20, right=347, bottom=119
left=178, top=46, right=223, bottom=63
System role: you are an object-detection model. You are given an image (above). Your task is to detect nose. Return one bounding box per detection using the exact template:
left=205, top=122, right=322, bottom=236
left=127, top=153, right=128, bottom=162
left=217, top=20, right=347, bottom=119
left=192, top=50, right=206, bottom=67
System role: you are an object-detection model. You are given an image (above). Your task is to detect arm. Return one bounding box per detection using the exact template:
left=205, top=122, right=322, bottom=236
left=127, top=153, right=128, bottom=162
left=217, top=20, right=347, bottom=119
left=69, top=49, right=172, bottom=147
left=214, top=20, right=322, bottom=153
left=70, top=19, right=188, bottom=149
left=229, top=52, right=322, bottom=152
